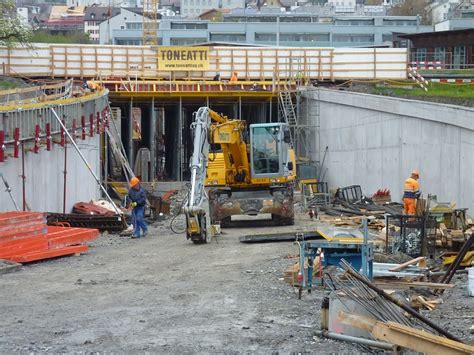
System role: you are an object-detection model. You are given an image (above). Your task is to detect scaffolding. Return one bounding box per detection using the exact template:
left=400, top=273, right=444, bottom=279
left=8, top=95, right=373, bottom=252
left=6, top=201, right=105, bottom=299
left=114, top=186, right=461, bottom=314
left=277, top=58, right=320, bottom=180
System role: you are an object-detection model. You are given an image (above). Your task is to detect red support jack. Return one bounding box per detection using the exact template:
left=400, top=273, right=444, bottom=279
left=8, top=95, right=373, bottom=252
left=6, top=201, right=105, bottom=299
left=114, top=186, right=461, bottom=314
left=60, top=119, right=66, bottom=147
left=0, top=130, right=5, bottom=162
left=13, top=128, right=20, bottom=158
left=72, top=118, right=77, bottom=141
left=103, top=109, right=108, bottom=129
left=33, top=125, right=40, bottom=154
left=89, top=113, right=94, bottom=137
left=96, top=112, right=101, bottom=134
left=81, top=115, right=86, bottom=140
left=46, top=123, right=52, bottom=151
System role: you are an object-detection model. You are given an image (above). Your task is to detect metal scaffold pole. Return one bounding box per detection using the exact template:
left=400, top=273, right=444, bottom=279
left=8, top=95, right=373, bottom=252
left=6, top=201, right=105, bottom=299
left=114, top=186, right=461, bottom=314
left=50, top=107, right=122, bottom=216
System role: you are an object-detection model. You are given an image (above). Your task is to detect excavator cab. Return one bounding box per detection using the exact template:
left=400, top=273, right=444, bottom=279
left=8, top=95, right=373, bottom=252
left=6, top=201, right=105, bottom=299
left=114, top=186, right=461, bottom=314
left=249, top=123, right=294, bottom=181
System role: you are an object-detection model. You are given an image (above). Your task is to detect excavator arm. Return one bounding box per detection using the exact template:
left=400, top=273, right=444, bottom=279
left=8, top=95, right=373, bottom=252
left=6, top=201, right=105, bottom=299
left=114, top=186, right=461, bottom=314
left=183, top=107, right=212, bottom=243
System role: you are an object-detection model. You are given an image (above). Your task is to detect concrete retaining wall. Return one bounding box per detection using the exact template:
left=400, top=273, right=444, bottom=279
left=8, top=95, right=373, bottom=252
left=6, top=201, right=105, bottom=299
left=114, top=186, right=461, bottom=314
left=301, top=88, right=474, bottom=211
left=0, top=136, right=100, bottom=213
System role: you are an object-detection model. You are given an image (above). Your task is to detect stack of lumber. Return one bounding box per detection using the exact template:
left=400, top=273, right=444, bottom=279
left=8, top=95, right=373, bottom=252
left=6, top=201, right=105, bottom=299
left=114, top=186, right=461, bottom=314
left=319, top=215, right=385, bottom=230
left=435, top=222, right=473, bottom=248
left=0, top=211, right=99, bottom=264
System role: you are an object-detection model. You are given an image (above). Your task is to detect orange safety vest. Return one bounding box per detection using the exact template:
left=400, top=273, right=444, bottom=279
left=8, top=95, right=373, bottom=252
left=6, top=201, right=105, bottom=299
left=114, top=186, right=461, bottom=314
left=403, top=177, right=420, bottom=199
left=230, top=74, right=238, bottom=82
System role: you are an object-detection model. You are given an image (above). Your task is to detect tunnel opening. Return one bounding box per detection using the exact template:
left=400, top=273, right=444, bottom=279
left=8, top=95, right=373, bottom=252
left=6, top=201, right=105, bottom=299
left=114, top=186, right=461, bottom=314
left=109, top=98, right=279, bottom=183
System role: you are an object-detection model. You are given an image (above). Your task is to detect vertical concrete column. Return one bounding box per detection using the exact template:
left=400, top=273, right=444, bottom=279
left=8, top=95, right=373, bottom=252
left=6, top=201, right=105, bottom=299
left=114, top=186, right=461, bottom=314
left=149, top=97, right=156, bottom=181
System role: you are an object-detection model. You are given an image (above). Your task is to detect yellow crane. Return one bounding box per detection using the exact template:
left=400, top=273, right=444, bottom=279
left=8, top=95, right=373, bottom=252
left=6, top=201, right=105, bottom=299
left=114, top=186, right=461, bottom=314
left=142, top=0, right=158, bottom=45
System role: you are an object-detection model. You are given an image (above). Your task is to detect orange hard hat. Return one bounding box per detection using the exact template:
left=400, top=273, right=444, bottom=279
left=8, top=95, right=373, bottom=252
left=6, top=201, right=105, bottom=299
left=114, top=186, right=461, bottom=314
left=411, top=169, right=420, bottom=177
left=130, top=177, right=140, bottom=187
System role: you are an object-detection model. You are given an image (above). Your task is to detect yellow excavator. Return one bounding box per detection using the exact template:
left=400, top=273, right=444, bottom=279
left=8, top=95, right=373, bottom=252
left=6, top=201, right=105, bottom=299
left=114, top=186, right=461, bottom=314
left=183, top=107, right=296, bottom=244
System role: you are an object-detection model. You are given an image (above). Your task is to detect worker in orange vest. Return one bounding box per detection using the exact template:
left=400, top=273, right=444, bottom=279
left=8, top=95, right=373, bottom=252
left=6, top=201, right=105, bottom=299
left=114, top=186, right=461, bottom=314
left=230, top=72, right=238, bottom=82
left=403, top=169, right=421, bottom=215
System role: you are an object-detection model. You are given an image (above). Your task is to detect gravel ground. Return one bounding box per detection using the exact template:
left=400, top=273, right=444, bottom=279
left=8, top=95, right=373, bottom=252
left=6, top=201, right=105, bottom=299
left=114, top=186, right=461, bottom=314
left=0, top=213, right=472, bottom=353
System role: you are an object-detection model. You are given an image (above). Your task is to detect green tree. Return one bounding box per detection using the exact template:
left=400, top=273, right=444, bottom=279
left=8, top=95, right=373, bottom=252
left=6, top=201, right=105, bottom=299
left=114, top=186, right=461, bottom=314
left=0, top=0, right=32, bottom=46
left=389, top=0, right=432, bottom=25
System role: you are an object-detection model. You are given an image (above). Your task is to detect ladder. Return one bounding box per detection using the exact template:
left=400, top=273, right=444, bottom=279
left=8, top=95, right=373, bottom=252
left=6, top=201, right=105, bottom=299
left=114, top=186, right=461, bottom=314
left=279, top=90, right=297, bottom=126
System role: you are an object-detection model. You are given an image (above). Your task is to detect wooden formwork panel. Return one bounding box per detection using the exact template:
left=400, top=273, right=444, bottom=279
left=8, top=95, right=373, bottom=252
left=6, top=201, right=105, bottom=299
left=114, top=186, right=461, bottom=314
left=0, top=44, right=408, bottom=80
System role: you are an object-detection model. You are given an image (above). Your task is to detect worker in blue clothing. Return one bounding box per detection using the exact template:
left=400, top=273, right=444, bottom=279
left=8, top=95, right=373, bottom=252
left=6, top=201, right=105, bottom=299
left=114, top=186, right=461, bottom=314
left=128, top=177, right=148, bottom=238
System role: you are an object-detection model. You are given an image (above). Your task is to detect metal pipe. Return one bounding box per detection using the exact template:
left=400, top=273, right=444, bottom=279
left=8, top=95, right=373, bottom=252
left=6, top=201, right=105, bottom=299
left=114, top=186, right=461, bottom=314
left=440, top=233, right=473, bottom=286
left=0, top=173, right=19, bottom=211
left=50, top=107, right=122, bottom=216
left=21, top=142, right=26, bottom=211
left=342, top=261, right=463, bottom=343
left=63, top=141, right=67, bottom=214
left=314, top=330, right=400, bottom=352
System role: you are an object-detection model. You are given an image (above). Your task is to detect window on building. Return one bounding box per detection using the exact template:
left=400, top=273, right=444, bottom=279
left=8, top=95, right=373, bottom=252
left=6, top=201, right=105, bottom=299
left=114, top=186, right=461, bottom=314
left=116, top=39, right=142, bottom=45
left=453, top=45, right=466, bottom=69
left=382, top=34, right=393, bottom=42
left=434, top=47, right=446, bottom=63
left=171, top=22, right=208, bottom=29
left=414, top=48, right=427, bottom=62
left=280, top=33, right=330, bottom=42
left=383, top=19, right=417, bottom=26
left=255, top=33, right=277, bottom=42
left=227, top=0, right=231, bottom=4
left=335, top=19, right=374, bottom=26
left=184, top=0, right=188, bottom=4
left=170, top=38, right=207, bottom=45
left=210, top=33, right=246, bottom=42
left=197, top=0, right=200, bottom=5
left=333, top=34, right=374, bottom=43
left=126, top=22, right=143, bottom=30
left=280, top=16, right=312, bottom=22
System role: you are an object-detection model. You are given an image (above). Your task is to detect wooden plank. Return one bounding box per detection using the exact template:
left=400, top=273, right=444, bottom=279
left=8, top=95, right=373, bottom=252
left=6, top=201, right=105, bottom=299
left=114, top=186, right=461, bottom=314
left=338, top=311, right=474, bottom=355
left=389, top=256, right=426, bottom=272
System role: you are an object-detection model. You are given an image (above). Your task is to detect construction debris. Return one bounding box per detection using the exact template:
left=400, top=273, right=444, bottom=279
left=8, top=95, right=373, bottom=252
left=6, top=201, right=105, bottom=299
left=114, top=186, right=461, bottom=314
left=338, top=311, right=474, bottom=355
left=0, top=211, right=99, bottom=264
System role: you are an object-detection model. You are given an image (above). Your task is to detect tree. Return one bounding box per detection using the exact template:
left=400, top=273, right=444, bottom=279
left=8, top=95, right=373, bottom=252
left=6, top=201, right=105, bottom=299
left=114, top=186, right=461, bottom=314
left=389, top=0, right=432, bottom=25
left=0, top=0, right=32, bottom=46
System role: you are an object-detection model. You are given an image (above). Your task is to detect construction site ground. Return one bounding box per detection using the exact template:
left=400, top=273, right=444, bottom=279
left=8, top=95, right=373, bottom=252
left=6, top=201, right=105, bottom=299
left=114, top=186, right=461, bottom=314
left=1, top=213, right=472, bottom=353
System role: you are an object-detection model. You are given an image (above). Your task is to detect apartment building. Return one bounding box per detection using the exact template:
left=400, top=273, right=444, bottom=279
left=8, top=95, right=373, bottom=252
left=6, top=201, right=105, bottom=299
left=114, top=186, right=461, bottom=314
left=106, top=13, right=431, bottom=46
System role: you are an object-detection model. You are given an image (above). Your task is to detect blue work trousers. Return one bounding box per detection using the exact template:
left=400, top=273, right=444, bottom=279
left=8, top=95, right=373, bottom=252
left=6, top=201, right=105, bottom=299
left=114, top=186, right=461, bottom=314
left=132, top=205, right=148, bottom=237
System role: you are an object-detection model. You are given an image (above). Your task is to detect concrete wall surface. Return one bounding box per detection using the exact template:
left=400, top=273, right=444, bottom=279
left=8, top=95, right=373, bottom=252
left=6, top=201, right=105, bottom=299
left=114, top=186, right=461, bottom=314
left=302, top=88, right=474, bottom=211
left=0, top=136, right=100, bottom=213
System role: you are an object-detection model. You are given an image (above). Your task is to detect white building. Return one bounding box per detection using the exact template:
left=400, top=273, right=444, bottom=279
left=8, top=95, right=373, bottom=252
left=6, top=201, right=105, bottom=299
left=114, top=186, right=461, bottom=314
left=85, top=7, right=121, bottom=43
left=327, top=0, right=356, bottom=13
left=17, top=7, right=29, bottom=26
left=67, top=0, right=139, bottom=7
left=181, top=0, right=245, bottom=18
left=99, top=8, right=145, bottom=44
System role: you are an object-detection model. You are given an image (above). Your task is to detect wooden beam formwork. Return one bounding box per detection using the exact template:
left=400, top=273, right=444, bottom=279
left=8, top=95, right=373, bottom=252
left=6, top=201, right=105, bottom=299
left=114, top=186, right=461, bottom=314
left=0, top=44, right=409, bottom=81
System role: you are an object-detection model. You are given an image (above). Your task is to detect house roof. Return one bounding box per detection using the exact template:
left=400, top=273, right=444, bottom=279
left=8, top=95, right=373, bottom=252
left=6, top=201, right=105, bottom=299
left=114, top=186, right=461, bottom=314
left=397, top=28, right=474, bottom=40
left=84, top=6, right=121, bottom=22
left=49, top=6, right=85, bottom=20
left=198, top=8, right=231, bottom=18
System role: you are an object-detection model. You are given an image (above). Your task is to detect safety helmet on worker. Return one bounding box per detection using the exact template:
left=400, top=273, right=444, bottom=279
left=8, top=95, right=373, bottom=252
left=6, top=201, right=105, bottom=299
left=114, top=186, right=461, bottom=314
left=411, top=169, right=420, bottom=177
left=130, top=177, right=140, bottom=188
